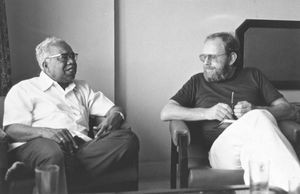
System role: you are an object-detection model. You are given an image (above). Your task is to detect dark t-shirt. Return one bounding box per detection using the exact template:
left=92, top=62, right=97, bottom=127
left=171, top=67, right=283, bottom=148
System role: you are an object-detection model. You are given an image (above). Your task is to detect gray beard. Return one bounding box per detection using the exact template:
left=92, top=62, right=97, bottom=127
left=204, top=65, right=233, bottom=82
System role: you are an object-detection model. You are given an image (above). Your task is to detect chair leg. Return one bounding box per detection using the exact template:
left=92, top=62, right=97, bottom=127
left=178, top=134, right=188, bottom=188
left=170, top=142, right=177, bottom=188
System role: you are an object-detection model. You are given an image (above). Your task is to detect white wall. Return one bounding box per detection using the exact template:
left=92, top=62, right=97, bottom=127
left=5, top=0, right=115, bottom=100
left=117, top=0, right=300, bottom=178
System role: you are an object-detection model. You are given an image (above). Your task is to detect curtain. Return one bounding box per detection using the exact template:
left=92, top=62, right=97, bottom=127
left=0, top=0, right=11, bottom=96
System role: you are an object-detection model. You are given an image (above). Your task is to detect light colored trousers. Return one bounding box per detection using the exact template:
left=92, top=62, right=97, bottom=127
left=209, top=109, right=300, bottom=191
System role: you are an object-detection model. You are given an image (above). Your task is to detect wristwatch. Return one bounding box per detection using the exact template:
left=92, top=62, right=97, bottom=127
left=115, top=111, right=125, bottom=120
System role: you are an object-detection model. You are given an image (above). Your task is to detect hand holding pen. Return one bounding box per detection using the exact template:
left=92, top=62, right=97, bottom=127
left=234, top=100, right=253, bottom=119
left=207, top=103, right=234, bottom=121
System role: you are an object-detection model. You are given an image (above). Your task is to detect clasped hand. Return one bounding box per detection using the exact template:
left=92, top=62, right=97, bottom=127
left=93, top=111, right=124, bottom=138
left=44, top=128, right=78, bottom=154
left=94, top=118, right=114, bottom=139
left=207, top=101, right=253, bottom=121
left=233, top=101, right=253, bottom=118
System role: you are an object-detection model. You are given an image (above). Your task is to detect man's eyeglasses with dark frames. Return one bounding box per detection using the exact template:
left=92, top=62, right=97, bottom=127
left=199, top=53, right=227, bottom=63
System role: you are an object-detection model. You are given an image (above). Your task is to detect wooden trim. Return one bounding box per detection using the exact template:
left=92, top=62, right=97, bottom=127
left=170, top=141, right=177, bottom=188
left=235, top=19, right=300, bottom=90
left=177, top=133, right=188, bottom=188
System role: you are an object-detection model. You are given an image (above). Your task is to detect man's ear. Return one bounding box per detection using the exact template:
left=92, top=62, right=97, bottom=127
left=229, top=52, right=237, bottom=66
left=42, top=61, right=48, bottom=69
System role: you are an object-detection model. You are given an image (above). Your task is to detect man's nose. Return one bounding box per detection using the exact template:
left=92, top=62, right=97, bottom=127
left=203, top=56, right=211, bottom=65
left=67, top=57, right=76, bottom=64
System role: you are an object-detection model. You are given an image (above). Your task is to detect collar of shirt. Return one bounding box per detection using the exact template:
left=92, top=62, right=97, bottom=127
left=38, top=71, right=76, bottom=93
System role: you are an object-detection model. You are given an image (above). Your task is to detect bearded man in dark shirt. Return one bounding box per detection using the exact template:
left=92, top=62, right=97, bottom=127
left=161, top=32, right=300, bottom=190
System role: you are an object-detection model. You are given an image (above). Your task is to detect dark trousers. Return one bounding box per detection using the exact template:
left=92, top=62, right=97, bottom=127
left=10, top=127, right=139, bottom=191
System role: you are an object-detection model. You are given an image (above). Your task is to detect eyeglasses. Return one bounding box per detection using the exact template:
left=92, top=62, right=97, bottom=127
left=45, top=52, right=78, bottom=63
left=199, top=53, right=227, bottom=63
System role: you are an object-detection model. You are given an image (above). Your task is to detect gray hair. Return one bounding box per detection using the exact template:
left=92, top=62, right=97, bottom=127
left=205, top=32, right=240, bottom=57
left=35, top=37, right=65, bottom=69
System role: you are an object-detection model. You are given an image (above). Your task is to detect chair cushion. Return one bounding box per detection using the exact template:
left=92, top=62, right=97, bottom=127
left=290, top=102, right=300, bottom=123
left=278, top=120, right=300, bottom=144
left=188, top=168, right=244, bottom=188
left=188, top=144, right=210, bottom=169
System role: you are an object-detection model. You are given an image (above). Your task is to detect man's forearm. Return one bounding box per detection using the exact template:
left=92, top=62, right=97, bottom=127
left=161, top=101, right=208, bottom=121
left=106, top=106, right=125, bottom=129
left=4, top=124, right=45, bottom=142
left=256, top=102, right=292, bottom=121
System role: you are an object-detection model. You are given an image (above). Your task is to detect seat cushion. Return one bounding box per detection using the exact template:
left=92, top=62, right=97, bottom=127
left=188, top=168, right=244, bottom=188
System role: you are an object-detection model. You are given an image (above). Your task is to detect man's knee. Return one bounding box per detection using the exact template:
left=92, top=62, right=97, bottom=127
left=110, top=129, right=139, bottom=162
left=115, top=131, right=139, bottom=169
left=124, top=131, right=139, bottom=155
left=111, top=129, right=139, bottom=152
left=246, top=109, right=269, bottom=116
left=243, top=109, right=275, bottom=121
left=22, top=138, right=64, bottom=166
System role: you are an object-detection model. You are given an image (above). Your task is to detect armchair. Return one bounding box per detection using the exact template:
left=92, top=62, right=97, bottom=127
left=169, top=19, right=300, bottom=189
left=169, top=119, right=300, bottom=189
left=3, top=116, right=139, bottom=194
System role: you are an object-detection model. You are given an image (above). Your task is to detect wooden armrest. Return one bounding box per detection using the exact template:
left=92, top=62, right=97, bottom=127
left=278, top=120, right=300, bottom=145
left=169, top=120, right=191, bottom=146
left=169, top=120, right=190, bottom=188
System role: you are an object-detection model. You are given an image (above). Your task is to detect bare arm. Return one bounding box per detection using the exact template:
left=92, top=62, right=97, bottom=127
left=160, top=99, right=233, bottom=121
left=5, top=124, right=50, bottom=142
left=104, top=106, right=125, bottom=128
left=257, top=97, right=293, bottom=120
left=234, top=97, right=293, bottom=120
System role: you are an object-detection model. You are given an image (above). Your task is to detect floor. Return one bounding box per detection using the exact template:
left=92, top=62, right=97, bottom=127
left=139, top=176, right=169, bottom=191
left=138, top=161, right=170, bottom=191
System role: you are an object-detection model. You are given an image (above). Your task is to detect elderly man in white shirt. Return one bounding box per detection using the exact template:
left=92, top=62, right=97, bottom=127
left=3, top=37, right=139, bottom=193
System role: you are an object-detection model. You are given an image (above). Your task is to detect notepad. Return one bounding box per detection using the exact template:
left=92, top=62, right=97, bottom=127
left=216, top=119, right=235, bottom=130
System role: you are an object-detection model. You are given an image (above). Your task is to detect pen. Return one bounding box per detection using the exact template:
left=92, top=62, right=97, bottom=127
left=231, top=91, right=237, bottom=119
left=231, top=91, right=234, bottom=109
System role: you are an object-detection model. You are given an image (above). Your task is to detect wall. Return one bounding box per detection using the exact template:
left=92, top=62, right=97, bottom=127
left=5, top=0, right=115, bottom=100
left=116, top=0, right=300, bottom=178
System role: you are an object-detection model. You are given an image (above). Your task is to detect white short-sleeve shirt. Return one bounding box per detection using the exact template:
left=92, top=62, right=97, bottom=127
left=3, top=71, right=114, bottom=148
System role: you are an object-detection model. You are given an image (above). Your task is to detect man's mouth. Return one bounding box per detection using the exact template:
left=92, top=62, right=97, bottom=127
left=65, top=67, right=76, bottom=74
left=205, top=67, right=215, bottom=71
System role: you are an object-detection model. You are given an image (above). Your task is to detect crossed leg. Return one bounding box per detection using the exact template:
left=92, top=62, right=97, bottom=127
left=75, top=128, right=139, bottom=178
left=209, top=109, right=300, bottom=191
